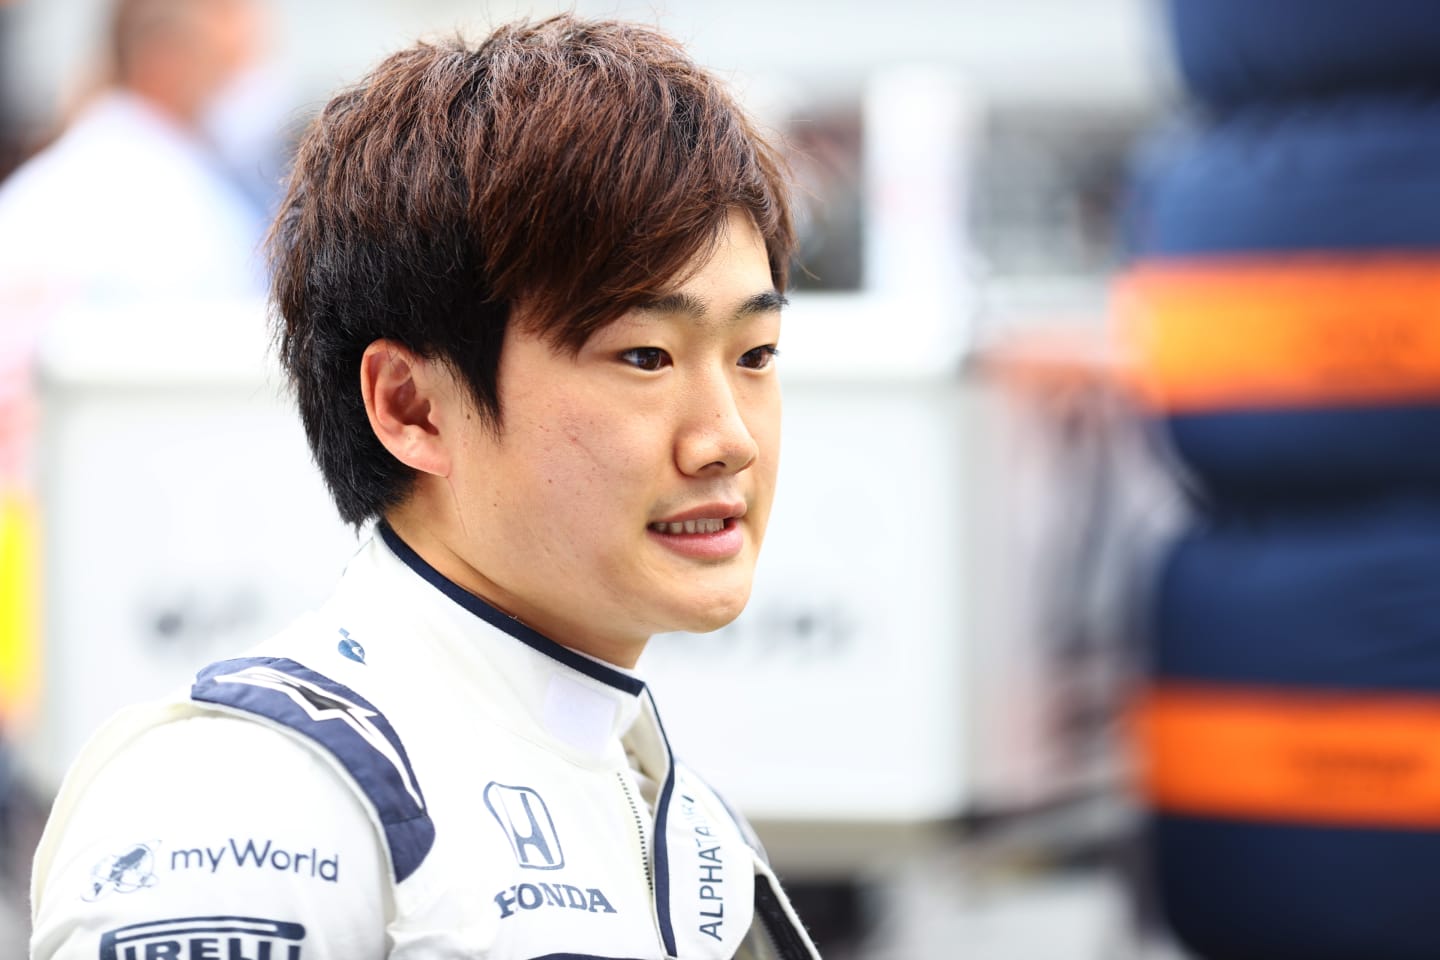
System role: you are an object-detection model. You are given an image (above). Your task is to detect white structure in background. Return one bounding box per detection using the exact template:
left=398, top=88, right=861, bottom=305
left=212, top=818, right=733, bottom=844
left=864, top=65, right=977, bottom=353
left=29, top=300, right=360, bottom=791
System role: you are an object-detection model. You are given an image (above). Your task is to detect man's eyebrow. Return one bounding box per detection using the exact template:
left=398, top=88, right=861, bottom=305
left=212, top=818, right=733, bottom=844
left=636, top=290, right=789, bottom=321
left=738, top=290, right=789, bottom=316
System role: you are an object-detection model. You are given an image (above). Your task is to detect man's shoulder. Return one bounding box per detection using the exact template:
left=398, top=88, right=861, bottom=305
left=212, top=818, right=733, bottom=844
left=28, top=712, right=390, bottom=959
left=190, top=655, right=433, bottom=854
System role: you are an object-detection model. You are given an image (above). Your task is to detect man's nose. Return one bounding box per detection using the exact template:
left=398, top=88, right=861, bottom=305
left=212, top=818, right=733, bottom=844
left=675, top=374, right=760, bottom=476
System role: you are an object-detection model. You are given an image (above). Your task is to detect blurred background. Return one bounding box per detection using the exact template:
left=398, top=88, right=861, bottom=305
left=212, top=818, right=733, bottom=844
left=7, top=1, right=1440, bottom=958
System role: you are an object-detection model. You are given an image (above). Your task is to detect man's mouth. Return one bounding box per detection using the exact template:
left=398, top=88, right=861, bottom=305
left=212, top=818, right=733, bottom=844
left=648, top=518, right=728, bottom=535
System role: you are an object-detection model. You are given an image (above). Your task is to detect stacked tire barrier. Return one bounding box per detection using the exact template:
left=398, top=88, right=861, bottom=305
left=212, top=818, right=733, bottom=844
left=1120, top=2, right=1440, bottom=958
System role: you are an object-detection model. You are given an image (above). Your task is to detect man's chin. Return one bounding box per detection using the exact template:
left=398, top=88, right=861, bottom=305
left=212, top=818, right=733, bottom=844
left=663, top=586, right=753, bottom=636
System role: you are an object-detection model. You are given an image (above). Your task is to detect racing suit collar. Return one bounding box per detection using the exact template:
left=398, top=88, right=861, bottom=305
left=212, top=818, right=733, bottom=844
left=374, top=522, right=658, bottom=767
left=376, top=521, right=645, bottom=695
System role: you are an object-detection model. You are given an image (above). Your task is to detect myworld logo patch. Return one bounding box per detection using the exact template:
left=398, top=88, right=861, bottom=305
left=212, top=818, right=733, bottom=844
left=99, top=916, right=305, bottom=960
left=168, top=838, right=339, bottom=882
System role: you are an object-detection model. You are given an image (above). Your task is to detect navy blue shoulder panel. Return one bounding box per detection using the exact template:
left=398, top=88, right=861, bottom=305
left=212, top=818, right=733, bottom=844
left=192, top=656, right=434, bottom=883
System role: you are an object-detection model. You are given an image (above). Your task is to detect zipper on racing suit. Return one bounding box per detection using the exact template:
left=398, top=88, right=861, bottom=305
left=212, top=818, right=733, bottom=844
left=619, top=769, right=680, bottom=956
left=616, top=770, right=654, bottom=894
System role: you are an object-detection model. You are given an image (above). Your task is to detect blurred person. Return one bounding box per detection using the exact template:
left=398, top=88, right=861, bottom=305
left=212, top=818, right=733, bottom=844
left=0, top=0, right=273, bottom=309
left=28, top=15, right=821, bottom=960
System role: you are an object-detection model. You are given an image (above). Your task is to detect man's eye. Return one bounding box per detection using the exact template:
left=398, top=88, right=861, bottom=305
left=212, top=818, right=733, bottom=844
left=738, top=345, right=779, bottom=370
left=619, top=347, right=671, bottom=371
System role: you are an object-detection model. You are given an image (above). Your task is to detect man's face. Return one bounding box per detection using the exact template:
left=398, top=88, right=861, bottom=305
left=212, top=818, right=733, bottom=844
left=429, top=211, right=782, bottom=665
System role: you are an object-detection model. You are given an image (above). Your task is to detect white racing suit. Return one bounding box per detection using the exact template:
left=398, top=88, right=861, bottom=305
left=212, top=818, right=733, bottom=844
left=31, top=526, right=821, bottom=959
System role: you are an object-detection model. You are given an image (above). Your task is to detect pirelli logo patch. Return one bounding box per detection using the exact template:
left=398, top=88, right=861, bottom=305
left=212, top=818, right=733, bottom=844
left=99, top=916, right=305, bottom=960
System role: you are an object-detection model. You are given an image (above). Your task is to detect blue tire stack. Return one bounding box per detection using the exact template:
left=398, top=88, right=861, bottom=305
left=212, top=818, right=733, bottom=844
left=1122, top=3, right=1440, bottom=957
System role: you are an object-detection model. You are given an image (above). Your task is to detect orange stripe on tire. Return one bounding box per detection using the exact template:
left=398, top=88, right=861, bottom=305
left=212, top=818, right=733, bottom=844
left=1115, top=257, right=1440, bottom=412
left=1134, top=683, right=1440, bottom=828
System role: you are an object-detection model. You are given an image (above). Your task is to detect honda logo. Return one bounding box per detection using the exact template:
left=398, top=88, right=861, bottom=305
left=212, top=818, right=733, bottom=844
left=484, top=783, right=564, bottom=870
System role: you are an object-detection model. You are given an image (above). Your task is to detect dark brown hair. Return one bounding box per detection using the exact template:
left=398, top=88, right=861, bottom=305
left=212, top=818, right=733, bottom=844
left=270, top=15, right=795, bottom=525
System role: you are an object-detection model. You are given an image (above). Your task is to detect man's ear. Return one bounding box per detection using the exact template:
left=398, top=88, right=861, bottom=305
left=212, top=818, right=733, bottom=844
left=360, top=339, right=454, bottom=478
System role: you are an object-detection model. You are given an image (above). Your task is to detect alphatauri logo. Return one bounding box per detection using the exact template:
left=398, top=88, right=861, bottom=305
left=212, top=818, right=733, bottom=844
left=484, top=782, right=564, bottom=870
left=99, top=916, right=305, bottom=960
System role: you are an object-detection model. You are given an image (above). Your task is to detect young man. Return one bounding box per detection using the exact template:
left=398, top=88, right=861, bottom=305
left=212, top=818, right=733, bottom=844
left=29, top=15, right=821, bottom=960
